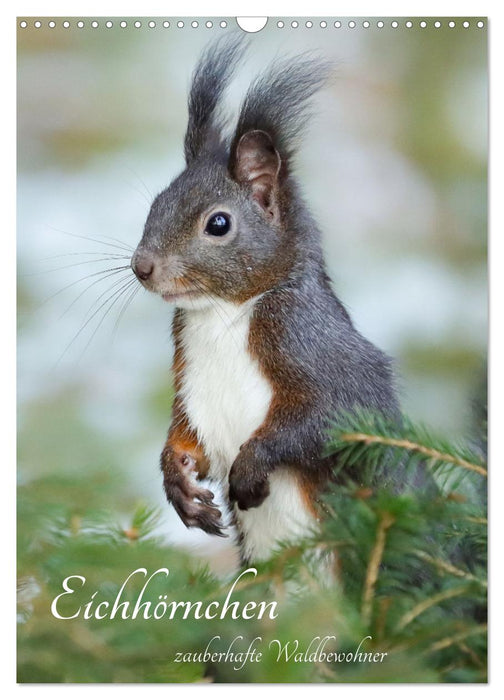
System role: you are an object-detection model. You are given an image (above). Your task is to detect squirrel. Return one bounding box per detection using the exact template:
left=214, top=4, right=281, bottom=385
left=131, top=38, right=399, bottom=564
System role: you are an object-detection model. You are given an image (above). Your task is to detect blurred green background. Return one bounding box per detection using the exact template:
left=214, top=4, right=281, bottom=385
left=17, top=17, right=487, bottom=568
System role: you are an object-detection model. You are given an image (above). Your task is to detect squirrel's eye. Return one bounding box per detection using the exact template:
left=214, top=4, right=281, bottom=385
left=205, top=212, right=231, bottom=236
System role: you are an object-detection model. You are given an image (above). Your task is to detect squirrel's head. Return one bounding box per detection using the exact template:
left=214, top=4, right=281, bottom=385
left=132, top=38, right=330, bottom=308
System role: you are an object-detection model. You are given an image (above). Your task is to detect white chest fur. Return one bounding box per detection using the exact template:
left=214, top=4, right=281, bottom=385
left=179, top=297, right=273, bottom=482
left=177, top=296, right=318, bottom=563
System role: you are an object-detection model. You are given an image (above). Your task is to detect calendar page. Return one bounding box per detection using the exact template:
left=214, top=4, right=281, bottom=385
left=17, top=16, right=487, bottom=683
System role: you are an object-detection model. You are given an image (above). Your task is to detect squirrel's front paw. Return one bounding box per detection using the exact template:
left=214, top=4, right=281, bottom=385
left=163, top=454, right=227, bottom=537
left=228, top=448, right=270, bottom=510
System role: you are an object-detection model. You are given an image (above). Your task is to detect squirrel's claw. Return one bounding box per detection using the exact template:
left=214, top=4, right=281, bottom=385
left=165, top=478, right=227, bottom=537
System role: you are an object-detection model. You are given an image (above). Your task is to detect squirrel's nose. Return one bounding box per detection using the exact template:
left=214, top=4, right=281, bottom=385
left=132, top=251, right=155, bottom=281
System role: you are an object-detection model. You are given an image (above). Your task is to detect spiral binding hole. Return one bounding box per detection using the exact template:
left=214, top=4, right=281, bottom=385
left=18, top=17, right=485, bottom=32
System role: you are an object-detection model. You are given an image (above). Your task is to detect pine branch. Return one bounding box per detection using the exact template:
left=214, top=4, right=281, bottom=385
left=338, top=432, right=486, bottom=477
left=395, top=584, right=473, bottom=631
left=413, top=550, right=487, bottom=588
left=427, top=624, right=487, bottom=654
left=361, top=510, right=395, bottom=625
left=326, top=409, right=487, bottom=495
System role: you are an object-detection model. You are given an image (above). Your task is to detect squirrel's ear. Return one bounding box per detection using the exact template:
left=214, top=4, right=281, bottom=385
left=231, top=130, right=281, bottom=220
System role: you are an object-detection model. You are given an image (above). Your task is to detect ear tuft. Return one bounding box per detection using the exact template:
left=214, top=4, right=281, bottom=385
left=232, top=130, right=281, bottom=219
left=184, top=36, right=248, bottom=163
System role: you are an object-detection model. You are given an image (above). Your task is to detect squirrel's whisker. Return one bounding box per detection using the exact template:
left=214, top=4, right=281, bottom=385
left=38, top=265, right=132, bottom=310
left=110, top=282, right=141, bottom=344
left=46, top=225, right=135, bottom=254
left=58, top=270, right=134, bottom=321
left=79, top=278, right=138, bottom=360
left=78, top=272, right=136, bottom=328
left=40, top=251, right=131, bottom=262
left=121, top=172, right=153, bottom=207
left=58, top=276, right=136, bottom=364
left=123, top=165, right=154, bottom=201
left=26, top=256, right=131, bottom=276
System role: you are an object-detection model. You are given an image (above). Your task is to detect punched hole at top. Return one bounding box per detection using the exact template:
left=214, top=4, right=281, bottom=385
left=236, top=17, right=268, bottom=33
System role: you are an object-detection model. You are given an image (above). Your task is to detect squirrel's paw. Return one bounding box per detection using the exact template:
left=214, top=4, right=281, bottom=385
left=228, top=451, right=270, bottom=510
left=164, top=467, right=227, bottom=537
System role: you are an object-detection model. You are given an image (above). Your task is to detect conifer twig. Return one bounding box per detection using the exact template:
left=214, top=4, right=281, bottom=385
left=427, top=624, right=487, bottom=653
left=414, top=550, right=487, bottom=588
left=457, top=642, right=485, bottom=668
left=395, top=585, right=470, bottom=631
left=361, top=511, right=395, bottom=626
left=339, top=432, right=487, bottom=477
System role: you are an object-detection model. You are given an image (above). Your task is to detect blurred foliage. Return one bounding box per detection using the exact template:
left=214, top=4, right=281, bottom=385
left=18, top=407, right=487, bottom=683
left=401, top=344, right=483, bottom=376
